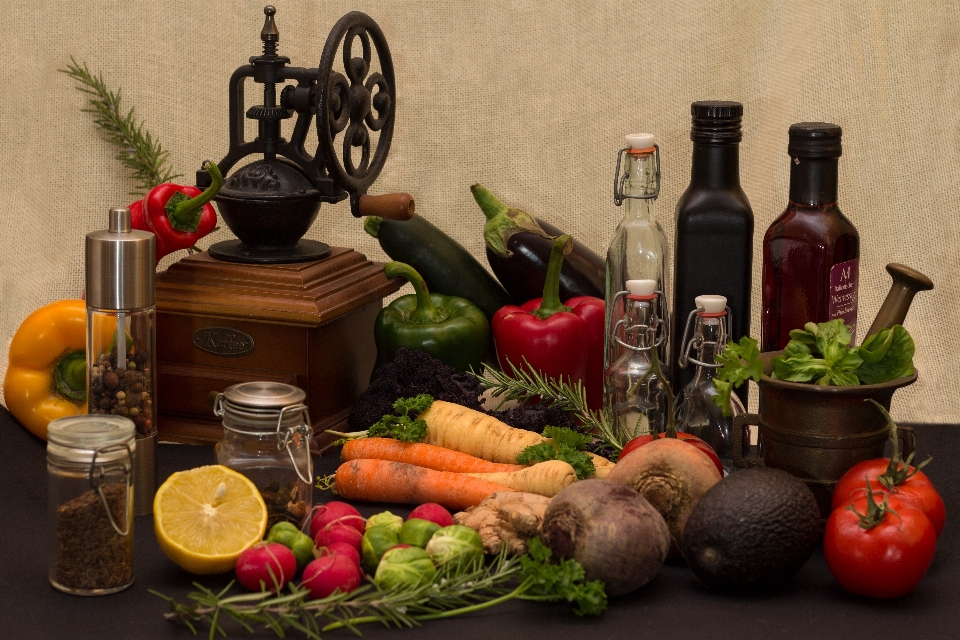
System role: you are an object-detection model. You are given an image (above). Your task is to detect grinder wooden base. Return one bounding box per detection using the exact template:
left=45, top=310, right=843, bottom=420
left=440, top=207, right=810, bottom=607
left=154, top=248, right=402, bottom=448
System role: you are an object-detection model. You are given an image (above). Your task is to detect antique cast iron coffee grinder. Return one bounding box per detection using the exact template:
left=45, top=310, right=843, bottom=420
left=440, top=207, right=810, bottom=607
left=155, top=6, right=412, bottom=446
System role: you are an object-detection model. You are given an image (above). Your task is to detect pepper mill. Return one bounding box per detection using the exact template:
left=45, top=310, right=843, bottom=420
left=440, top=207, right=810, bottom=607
left=86, top=207, right=157, bottom=516
left=864, top=263, right=934, bottom=338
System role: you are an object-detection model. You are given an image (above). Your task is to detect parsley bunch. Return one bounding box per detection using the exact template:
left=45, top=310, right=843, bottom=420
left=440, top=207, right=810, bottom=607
left=367, top=394, right=434, bottom=442
left=517, top=426, right=596, bottom=479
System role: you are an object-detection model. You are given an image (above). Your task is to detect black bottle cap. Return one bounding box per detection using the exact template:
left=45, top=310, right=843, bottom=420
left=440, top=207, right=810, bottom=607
left=788, top=122, right=842, bottom=158
left=690, top=101, right=743, bottom=143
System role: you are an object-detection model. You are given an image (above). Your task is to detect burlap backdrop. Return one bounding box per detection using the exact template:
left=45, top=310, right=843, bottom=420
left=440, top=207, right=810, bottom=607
left=1, top=0, right=957, bottom=422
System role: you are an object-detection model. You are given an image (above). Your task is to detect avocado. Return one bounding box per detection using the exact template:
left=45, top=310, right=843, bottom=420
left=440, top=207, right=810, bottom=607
left=681, top=468, right=820, bottom=590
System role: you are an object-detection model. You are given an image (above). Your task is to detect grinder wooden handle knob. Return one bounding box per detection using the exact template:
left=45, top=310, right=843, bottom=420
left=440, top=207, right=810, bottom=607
left=358, top=193, right=416, bottom=221
left=864, top=263, right=933, bottom=339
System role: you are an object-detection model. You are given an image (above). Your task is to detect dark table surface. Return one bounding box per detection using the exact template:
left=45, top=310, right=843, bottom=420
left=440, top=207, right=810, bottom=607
left=1, top=404, right=958, bottom=640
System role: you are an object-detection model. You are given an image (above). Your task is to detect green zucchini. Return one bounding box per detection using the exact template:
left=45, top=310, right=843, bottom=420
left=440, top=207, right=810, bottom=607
left=364, top=214, right=511, bottom=320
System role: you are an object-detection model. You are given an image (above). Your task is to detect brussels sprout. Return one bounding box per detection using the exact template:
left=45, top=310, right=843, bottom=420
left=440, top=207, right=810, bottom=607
left=362, top=525, right=400, bottom=567
left=267, top=521, right=315, bottom=567
left=425, top=524, right=483, bottom=571
left=374, top=546, right=437, bottom=591
left=366, top=511, right=404, bottom=535
left=399, top=518, right=441, bottom=549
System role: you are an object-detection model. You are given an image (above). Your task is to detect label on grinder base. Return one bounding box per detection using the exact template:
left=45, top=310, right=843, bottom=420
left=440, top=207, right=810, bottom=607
left=829, top=258, right=859, bottom=342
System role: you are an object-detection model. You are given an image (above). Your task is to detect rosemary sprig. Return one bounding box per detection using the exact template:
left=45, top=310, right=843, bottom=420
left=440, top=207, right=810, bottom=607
left=60, top=56, right=181, bottom=195
left=152, top=541, right=605, bottom=639
left=474, top=358, right=623, bottom=452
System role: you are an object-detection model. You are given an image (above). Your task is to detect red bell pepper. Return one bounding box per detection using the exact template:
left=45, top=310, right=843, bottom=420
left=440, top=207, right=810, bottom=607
left=492, top=235, right=606, bottom=409
left=129, top=160, right=223, bottom=264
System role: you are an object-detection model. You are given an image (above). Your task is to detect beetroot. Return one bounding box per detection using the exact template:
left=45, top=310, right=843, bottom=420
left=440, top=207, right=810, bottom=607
left=235, top=542, right=297, bottom=593
left=322, top=541, right=361, bottom=566
left=309, top=502, right=365, bottom=538
left=314, top=522, right=363, bottom=551
left=541, top=479, right=670, bottom=597
left=408, top=503, right=454, bottom=528
left=301, top=554, right=363, bottom=599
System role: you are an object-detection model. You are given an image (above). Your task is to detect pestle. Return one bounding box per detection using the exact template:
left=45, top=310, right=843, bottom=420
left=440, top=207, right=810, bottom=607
left=864, top=263, right=933, bottom=338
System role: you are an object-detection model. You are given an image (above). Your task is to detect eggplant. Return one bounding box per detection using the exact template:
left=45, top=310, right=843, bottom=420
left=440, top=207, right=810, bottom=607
left=471, top=183, right=605, bottom=305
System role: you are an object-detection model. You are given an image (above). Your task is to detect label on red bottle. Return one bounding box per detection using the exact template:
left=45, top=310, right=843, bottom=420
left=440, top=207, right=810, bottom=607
left=829, top=258, right=859, bottom=341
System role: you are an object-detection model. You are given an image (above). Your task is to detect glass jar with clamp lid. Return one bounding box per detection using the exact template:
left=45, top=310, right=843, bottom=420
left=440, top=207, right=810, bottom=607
left=214, top=381, right=313, bottom=528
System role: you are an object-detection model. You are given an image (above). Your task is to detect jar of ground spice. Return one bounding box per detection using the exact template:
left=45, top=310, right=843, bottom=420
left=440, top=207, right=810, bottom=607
left=214, top=382, right=313, bottom=528
left=47, top=415, right=135, bottom=595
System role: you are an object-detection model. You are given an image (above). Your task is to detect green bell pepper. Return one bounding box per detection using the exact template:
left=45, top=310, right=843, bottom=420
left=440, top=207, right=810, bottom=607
left=374, top=261, right=489, bottom=373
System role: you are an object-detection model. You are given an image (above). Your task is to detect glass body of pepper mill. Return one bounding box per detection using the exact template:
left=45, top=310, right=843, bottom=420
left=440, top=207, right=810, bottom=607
left=676, top=295, right=744, bottom=473
left=86, top=207, right=157, bottom=517
left=605, top=133, right=670, bottom=387
left=604, top=279, right=667, bottom=443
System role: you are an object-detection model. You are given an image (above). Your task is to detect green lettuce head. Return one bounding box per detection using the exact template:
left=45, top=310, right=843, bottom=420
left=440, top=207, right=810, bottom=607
left=374, top=546, right=437, bottom=591
left=424, top=524, right=483, bottom=571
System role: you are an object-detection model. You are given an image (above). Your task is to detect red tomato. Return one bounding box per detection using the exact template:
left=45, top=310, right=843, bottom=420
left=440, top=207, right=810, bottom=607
left=832, top=459, right=945, bottom=538
left=824, top=493, right=937, bottom=599
left=620, top=432, right=724, bottom=476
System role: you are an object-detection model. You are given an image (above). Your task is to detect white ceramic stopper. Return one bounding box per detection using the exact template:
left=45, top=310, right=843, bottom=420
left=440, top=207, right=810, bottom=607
left=696, top=295, right=727, bottom=313
left=625, top=133, right=656, bottom=150
left=626, top=279, right=657, bottom=296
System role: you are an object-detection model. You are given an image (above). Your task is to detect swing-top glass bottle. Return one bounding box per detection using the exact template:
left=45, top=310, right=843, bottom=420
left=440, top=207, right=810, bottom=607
left=604, top=133, right=670, bottom=385
left=604, top=279, right=667, bottom=442
left=675, top=295, right=744, bottom=473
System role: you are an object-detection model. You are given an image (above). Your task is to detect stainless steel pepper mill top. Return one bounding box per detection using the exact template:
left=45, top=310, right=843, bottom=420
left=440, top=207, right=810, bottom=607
left=85, top=207, right=157, bottom=517
left=85, top=207, right=155, bottom=310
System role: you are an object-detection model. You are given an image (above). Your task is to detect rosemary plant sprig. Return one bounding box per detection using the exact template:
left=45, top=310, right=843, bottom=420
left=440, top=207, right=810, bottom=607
left=152, top=541, right=604, bottom=639
left=474, top=358, right=623, bottom=452
left=60, top=56, right=181, bottom=195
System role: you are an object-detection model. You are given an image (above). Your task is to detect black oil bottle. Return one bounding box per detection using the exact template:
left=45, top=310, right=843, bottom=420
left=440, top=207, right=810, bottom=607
left=670, top=101, right=753, bottom=403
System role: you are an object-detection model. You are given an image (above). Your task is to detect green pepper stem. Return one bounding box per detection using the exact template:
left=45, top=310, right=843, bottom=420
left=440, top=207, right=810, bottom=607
left=532, top=235, right=573, bottom=319
left=384, top=261, right=444, bottom=323
left=54, top=350, right=87, bottom=403
left=165, top=160, right=223, bottom=232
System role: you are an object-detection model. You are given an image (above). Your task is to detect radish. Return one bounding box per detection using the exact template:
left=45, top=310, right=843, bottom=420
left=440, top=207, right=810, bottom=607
left=309, top=501, right=365, bottom=538
left=235, top=542, right=297, bottom=593
left=301, top=554, right=363, bottom=599
left=314, top=522, right=363, bottom=551
left=408, top=503, right=455, bottom=528
left=607, top=437, right=721, bottom=556
left=320, top=541, right=361, bottom=566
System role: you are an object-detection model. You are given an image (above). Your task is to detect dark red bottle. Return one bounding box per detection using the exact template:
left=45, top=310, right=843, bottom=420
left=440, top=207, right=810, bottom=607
left=761, top=123, right=860, bottom=353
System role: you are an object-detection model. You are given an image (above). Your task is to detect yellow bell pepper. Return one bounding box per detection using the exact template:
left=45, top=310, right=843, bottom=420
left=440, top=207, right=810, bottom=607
left=3, top=299, right=111, bottom=440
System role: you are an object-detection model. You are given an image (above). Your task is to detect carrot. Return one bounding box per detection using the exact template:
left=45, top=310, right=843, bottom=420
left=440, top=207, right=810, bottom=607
left=341, top=438, right=525, bottom=473
left=466, top=460, right=576, bottom=497
left=420, top=400, right=617, bottom=478
left=334, top=459, right=517, bottom=511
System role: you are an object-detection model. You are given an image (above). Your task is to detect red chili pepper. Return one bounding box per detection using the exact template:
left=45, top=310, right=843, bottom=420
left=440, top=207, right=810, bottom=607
left=492, top=235, right=606, bottom=409
left=128, top=160, right=223, bottom=264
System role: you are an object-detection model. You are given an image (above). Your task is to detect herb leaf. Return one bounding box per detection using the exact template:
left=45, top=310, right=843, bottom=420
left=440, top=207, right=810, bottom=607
left=855, top=325, right=915, bottom=384
left=519, top=538, right=607, bottom=616
left=712, top=336, right=763, bottom=416
left=367, top=394, right=434, bottom=442
left=517, top=427, right=596, bottom=479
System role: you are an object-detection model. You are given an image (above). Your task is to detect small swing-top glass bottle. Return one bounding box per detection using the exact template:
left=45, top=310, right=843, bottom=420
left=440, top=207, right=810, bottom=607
left=675, top=295, right=744, bottom=473
left=604, top=279, right=667, bottom=442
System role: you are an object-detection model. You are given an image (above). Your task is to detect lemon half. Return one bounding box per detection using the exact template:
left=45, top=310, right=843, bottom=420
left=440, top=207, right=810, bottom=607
left=154, top=465, right=268, bottom=574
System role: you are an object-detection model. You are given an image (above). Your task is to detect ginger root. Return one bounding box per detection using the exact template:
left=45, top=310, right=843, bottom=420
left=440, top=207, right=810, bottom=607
left=454, top=491, right=551, bottom=555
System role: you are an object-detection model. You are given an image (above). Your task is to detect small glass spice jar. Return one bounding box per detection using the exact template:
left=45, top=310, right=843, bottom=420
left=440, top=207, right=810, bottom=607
left=47, top=415, right=135, bottom=595
left=214, top=382, right=313, bottom=528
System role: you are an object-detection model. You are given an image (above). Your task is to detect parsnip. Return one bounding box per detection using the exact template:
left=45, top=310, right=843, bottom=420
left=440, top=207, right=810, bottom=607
left=420, top=400, right=616, bottom=479
left=466, top=459, right=576, bottom=497
left=421, top=400, right=545, bottom=464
